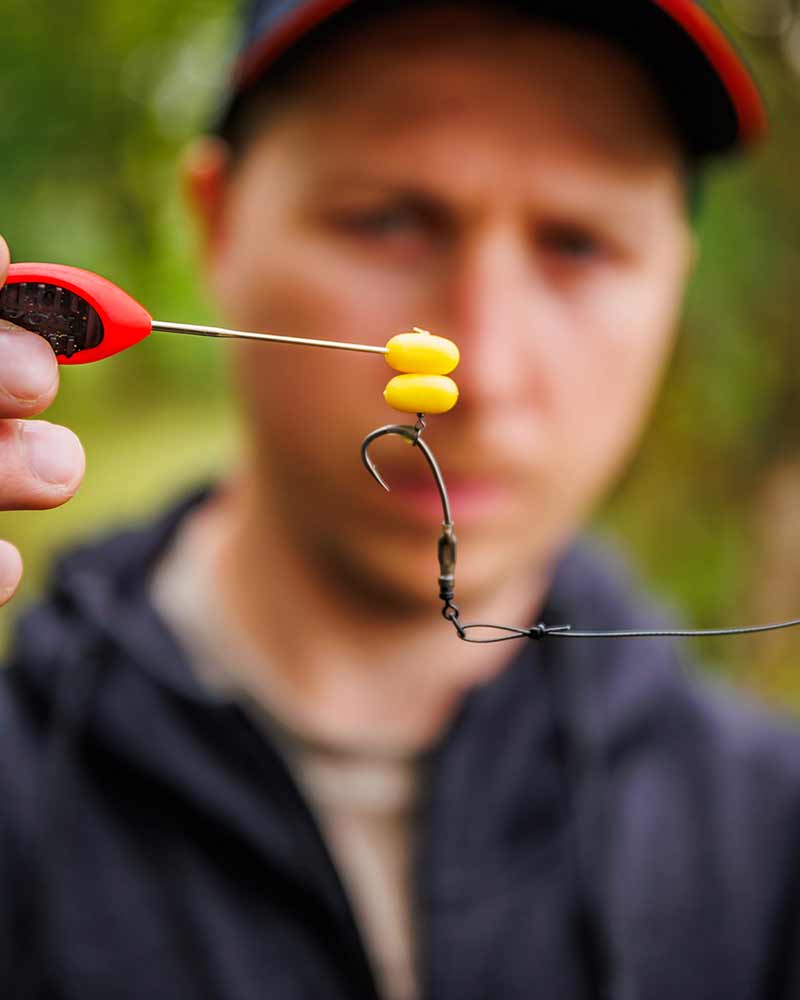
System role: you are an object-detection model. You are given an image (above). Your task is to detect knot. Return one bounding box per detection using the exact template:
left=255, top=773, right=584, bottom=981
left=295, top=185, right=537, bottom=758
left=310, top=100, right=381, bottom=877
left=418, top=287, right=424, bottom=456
left=530, top=622, right=572, bottom=640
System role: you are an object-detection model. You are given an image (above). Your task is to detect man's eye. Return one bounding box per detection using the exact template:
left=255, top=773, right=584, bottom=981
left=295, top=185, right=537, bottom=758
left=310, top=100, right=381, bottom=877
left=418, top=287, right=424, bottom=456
left=539, top=225, right=603, bottom=260
left=337, top=207, right=423, bottom=238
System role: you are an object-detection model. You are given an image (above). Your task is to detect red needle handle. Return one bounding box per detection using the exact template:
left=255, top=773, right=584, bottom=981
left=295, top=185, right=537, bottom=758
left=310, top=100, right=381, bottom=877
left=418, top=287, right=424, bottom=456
left=0, top=263, right=153, bottom=365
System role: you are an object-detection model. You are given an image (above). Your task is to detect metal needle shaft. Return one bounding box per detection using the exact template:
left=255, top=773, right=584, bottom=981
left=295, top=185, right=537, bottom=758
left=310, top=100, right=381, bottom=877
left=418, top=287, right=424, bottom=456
left=150, top=319, right=389, bottom=357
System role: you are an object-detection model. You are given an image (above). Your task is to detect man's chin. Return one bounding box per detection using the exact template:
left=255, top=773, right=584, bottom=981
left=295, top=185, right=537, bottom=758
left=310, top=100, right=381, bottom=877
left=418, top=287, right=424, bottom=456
left=322, top=530, right=545, bottom=624
left=324, top=555, right=445, bottom=621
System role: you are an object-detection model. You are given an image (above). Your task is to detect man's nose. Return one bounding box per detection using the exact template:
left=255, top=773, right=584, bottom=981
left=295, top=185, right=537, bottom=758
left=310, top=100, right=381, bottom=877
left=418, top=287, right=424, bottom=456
left=432, top=231, right=548, bottom=411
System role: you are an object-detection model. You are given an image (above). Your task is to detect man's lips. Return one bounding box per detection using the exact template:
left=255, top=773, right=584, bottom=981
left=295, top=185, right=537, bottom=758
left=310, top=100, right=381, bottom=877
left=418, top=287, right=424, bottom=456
left=370, top=472, right=516, bottom=525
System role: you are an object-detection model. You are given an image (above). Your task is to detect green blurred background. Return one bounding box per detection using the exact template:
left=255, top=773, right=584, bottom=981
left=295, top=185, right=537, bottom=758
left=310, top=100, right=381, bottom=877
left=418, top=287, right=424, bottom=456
left=2, top=0, right=800, bottom=708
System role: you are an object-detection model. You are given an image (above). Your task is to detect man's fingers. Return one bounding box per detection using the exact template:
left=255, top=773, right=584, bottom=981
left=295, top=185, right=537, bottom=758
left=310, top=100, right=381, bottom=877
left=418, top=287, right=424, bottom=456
left=0, top=540, right=23, bottom=607
left=0, top=419, right=85, bottom=511
left=0, top=239, right=59, bottom=418
left=0, top=245, right=82, bottom=604
left=0, top=324, right=60, bottom=418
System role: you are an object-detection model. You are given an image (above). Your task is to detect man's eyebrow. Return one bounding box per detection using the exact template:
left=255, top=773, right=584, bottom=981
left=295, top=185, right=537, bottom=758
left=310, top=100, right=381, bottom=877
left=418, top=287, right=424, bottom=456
left=302, top=168, right=677, bottom=234
left=304, top=170, right=448, bottom=199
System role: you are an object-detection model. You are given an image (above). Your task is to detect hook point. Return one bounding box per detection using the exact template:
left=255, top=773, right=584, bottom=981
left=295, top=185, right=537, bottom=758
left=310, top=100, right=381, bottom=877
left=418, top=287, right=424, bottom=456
left=361, top=436, right=392, bottom=492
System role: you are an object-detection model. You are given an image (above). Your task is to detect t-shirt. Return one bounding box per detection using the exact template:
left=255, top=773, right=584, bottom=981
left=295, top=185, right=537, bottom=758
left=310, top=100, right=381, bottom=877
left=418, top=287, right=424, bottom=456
left=150, top=510, right=420, bottom=1000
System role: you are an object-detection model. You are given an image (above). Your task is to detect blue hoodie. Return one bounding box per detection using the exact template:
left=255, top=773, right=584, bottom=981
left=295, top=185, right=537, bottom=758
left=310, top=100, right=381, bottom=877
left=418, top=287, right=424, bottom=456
left=2, top=491, right=800, bottom=999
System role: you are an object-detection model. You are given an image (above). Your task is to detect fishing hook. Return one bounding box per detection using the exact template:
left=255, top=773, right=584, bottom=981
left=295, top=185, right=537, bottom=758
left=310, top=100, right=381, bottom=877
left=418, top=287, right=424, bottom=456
left=361, top=415, right=463, bottom=633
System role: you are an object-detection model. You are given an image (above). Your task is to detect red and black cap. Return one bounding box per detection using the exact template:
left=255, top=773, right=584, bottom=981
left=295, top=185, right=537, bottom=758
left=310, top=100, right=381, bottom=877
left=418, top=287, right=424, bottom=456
left=216, top=0, right=766, bottom=160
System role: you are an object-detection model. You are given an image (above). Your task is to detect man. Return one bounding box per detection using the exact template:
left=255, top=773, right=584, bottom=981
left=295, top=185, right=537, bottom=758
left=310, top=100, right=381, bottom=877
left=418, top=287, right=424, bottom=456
left=1, top=1, right=798, bottom=997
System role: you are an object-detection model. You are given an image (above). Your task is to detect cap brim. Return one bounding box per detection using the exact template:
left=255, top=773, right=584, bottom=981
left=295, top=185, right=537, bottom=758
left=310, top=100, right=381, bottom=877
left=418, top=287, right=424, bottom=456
left=227, top=0, right=766, bottom=159
left=653, top=0, right=765, bottom=147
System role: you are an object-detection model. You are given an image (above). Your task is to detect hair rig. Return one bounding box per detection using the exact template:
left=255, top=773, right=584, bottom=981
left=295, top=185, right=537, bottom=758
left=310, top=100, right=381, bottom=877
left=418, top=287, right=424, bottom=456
left=361, top=416, right=800, bottom=646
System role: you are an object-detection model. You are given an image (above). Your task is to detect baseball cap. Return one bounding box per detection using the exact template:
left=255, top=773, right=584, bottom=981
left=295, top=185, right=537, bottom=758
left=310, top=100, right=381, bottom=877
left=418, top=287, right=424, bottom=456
left=216, top=0, right=766, bottom=160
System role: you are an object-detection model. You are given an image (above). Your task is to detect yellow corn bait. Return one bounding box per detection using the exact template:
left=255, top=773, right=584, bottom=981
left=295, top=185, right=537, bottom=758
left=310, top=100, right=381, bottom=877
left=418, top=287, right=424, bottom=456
left=384, top=373, right=459, bottom=415
left=385, top=328, right=460, bottom=376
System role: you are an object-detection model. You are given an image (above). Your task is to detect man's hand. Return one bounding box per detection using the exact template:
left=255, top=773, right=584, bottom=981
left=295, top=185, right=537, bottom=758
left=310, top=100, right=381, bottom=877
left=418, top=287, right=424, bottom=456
left=0, top=237, right=85, bottom=606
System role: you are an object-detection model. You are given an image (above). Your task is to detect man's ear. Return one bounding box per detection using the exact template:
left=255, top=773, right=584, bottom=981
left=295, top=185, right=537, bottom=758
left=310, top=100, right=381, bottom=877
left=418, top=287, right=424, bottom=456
left=182, top=137, right=231, bottom=264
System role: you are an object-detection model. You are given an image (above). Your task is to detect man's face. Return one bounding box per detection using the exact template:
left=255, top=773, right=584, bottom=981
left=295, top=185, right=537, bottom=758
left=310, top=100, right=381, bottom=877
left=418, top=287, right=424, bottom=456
left=200, top=7, right=693, bottom=612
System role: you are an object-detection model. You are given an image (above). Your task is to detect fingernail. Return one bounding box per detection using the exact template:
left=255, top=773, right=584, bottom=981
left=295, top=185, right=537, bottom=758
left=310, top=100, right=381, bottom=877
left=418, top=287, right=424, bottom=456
left=22, top=422, right=84, bottom=486
left=0, top=328, right=58, bottom=402
left=0, top=540, right=22, bottom=603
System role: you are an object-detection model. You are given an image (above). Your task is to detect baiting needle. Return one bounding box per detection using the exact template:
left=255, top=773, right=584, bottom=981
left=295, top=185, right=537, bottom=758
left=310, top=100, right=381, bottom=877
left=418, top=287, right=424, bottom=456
left=149, top=318, right=388, bottom=357
left=0, top=262, right=461, bottom=413
left=1, top=261, right=397, bottom=363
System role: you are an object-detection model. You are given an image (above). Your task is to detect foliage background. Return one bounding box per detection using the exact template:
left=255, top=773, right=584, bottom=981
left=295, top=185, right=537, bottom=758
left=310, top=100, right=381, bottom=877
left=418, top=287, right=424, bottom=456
left=2, top=0, right=800, bottom=708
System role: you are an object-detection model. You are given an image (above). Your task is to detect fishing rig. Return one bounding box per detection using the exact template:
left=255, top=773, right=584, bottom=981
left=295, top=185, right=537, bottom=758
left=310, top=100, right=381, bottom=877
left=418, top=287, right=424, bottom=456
left=4, top=262, right=800, bottom=645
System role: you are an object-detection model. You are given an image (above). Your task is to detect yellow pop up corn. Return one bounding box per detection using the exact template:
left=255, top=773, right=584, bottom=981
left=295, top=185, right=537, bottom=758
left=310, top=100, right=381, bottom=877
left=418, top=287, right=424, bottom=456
left=385, top=328, right=460, bottom=376
left=383, top=373, right=459, bottom=415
